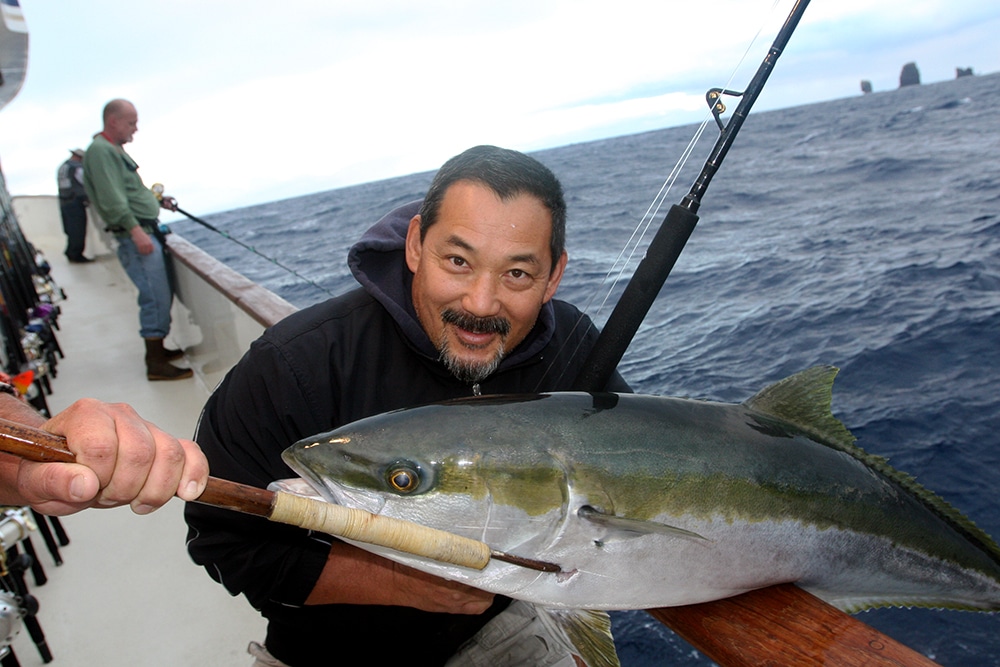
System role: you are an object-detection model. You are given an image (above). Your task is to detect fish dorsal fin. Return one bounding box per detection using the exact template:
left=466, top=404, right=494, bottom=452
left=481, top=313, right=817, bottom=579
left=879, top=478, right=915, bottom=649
left=743, top=365, right=856, bottom=451
left=746, top=366, right=1000, bottom=570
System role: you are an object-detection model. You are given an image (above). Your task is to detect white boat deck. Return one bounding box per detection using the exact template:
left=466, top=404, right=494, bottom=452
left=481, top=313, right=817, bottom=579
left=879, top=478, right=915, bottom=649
left=8, top=206, right=265, bottom=666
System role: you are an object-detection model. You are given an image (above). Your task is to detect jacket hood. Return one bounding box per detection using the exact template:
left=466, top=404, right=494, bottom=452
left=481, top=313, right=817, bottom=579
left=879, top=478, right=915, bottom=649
left=347, top=200, right=557, bottom=368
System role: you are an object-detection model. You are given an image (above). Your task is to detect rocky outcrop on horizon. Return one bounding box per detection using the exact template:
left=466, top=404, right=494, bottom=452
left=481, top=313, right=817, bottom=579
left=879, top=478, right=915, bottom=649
left=900, top=62, right=921, bottom=87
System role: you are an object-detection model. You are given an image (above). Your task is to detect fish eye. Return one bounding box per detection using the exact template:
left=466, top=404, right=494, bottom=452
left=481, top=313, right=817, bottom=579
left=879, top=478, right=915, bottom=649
left=386, top=463, right=421, bottom=493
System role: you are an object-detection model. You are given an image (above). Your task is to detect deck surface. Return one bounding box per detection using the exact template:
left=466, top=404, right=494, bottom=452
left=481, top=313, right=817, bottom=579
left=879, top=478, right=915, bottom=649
left=10, top=214, right=265, bottom=667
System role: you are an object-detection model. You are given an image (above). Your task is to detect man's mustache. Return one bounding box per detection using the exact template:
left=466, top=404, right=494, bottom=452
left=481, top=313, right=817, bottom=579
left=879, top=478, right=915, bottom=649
left=441, top=309, right=511, bottom=337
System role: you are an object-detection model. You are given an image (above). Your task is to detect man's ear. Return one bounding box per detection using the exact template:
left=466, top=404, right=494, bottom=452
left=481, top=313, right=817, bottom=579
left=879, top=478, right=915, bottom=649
left=542, top=251, right=568, bottom=303
left=404, top=215, right=422, bottom=273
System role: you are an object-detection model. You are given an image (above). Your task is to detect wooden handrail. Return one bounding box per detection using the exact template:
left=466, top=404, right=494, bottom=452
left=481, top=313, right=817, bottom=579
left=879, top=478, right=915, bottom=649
left=166, top=234, right=297, bottom=327
left=649, top=584, right=940, bottom=666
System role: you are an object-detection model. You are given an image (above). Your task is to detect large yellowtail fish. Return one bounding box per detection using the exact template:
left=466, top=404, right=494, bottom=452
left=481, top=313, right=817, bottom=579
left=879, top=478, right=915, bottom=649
left=281, top=366, right=1000, bottom=667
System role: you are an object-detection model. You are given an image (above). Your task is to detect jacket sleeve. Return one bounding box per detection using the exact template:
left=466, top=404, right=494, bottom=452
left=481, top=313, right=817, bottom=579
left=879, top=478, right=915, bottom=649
left=83, top=145, right=139, bottom=231
left=183, top=337, right=335, bottom=609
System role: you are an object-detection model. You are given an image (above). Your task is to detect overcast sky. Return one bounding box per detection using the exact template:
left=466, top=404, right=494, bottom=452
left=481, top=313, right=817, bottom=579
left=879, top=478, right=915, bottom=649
left=1, top=0, right=998, bottom=216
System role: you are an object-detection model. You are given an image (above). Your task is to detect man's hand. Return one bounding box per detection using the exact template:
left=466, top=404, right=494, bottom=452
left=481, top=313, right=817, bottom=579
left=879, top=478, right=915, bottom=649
left=129, top=225, right=155, bottom=255
left=15, top=398, right=209, bottom=516
left=159, top=195, right=178, bottom=212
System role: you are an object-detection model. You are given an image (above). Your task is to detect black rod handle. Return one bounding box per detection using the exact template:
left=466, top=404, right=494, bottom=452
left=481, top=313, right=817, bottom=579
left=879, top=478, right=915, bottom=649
left=572, top=204, right=699, bottom=391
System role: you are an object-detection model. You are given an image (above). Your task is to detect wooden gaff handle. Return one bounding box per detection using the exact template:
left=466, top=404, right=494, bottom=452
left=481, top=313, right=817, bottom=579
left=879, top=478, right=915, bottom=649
left=0, top=417, right=491, bottom=569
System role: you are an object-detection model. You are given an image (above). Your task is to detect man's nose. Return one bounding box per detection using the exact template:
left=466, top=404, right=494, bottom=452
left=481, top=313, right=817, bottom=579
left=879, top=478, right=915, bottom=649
left=461, top=274, right=501, bottom=317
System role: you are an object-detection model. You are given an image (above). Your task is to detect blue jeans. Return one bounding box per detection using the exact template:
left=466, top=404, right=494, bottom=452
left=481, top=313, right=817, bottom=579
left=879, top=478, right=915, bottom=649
left=117, top=234, right=173, bottom=339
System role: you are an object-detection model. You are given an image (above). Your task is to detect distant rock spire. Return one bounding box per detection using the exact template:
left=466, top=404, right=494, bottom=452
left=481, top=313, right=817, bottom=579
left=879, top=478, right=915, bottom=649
left=899, top=62, right=921, bottom=88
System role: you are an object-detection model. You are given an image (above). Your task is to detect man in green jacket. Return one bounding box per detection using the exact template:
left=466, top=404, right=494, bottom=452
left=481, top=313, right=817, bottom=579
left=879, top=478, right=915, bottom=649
left=83, top=98, right=191, bottom=381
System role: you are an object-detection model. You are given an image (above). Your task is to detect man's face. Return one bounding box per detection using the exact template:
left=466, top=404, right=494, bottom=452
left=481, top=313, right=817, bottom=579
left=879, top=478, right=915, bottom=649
left=406, top=180, right=567, bottom=383
left=108, top=104, right=139, bottom=145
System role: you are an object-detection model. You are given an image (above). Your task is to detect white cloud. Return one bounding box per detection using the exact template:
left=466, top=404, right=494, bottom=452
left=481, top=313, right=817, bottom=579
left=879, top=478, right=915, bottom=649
left=1, top=0, right=997, bottom=215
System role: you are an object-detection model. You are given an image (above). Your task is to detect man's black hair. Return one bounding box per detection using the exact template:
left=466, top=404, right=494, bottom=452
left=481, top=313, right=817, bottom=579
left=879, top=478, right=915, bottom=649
left=418, top=145, right=566, bottom=268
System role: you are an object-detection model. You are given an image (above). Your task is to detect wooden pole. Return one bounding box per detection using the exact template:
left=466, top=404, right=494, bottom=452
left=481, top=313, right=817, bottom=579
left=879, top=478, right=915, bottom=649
left=0, top=418, right=506, bottom=571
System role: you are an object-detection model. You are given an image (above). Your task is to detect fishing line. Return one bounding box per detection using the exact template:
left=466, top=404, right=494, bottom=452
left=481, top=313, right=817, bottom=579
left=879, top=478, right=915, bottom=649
left=535, top=0, right=791, bottom=391
left=585, top=0, right=785, bottom=319
left=530, top=123, right=709, bottom=392
left=531, top=123, right=712, bottom=392
left=570, top=0, right=812, bottom=392
left=153, top=1, right=797, bottom=393
left=152, top=184, right=338, bottom=299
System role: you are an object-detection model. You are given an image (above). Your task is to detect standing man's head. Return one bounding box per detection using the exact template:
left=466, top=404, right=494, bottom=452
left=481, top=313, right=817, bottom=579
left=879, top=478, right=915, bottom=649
left=101, top=99, right=139, bottom=146
left=405, top=145, right=569, bottom=384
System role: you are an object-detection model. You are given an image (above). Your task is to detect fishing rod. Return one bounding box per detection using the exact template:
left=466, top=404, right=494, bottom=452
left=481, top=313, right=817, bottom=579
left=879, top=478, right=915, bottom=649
left=150, top=184, right=335, bottom=299
left=572, top=0, right=811, bottom=392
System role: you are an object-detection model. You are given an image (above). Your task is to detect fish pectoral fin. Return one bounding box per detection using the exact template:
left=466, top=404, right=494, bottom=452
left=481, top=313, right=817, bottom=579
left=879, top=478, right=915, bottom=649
left=536, top=607, right=620, bottom=667
left=579, top=505, right=709, bottom=542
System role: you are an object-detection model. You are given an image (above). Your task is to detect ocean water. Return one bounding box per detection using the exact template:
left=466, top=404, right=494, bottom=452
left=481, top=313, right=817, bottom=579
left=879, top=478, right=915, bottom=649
left=173, top=71, right=1000, bottom=666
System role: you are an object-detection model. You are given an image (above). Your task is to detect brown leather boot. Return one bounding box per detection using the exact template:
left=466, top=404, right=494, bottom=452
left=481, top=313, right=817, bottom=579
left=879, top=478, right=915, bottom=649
left=163, top=346, right=184, bottom=361
left=144, top=338, right=193, bottom=381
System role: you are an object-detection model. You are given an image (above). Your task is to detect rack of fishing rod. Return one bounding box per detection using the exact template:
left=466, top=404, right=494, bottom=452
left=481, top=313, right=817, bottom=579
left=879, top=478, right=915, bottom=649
left=0, top=169, right=67, bottom=665
left=0, top=169, right=64, bottom=417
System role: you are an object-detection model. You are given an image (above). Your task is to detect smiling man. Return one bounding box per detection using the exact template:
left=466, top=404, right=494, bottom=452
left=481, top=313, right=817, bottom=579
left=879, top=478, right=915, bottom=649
left=185, top=146, right=628, bottom=667
left=408, top=178, right=567, bottom=386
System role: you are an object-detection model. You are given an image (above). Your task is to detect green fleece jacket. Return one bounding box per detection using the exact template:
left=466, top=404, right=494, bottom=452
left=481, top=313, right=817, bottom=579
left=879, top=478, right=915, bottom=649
left=82, top=134, right=161, bottom=235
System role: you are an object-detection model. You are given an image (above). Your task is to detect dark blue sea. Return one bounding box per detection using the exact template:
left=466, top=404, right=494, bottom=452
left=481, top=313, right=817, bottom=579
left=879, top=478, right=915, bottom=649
left=173, top=71, right=1000, bottom=666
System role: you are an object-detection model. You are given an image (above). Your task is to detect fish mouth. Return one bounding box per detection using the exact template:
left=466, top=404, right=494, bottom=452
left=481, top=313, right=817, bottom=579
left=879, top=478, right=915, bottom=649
left=284, top=467, right=388, bottom=515
left=301, top=472, right=386, bottom=514
left=324, top=484, right=385, bottom=515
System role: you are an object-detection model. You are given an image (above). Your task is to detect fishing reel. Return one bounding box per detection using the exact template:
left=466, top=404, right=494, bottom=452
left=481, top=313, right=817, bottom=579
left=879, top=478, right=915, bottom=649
left=150, top=183, right=178, bottom=214
left=0, top=589, right=24, bottom=657
left=0, top=508, right=36, bottom=656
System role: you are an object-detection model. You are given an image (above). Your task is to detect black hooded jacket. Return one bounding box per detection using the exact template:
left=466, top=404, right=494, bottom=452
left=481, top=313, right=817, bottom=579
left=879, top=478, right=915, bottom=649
left=184, top=200, right=629, bottom=666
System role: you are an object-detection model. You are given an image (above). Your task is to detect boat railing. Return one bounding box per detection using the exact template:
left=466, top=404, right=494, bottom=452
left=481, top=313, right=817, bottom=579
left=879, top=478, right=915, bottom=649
left=164, top=233, right=297, bottom=392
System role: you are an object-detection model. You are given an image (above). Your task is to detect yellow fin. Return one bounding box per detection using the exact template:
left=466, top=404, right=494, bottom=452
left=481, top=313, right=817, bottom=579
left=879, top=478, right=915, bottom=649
left=537, top=607, right=620, bottom=667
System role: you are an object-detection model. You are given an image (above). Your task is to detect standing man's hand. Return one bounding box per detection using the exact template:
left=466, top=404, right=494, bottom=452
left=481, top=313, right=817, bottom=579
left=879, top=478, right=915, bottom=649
left=160, top=195, right=178, bottom=212
left=130, top=226, right=155, bottom=255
